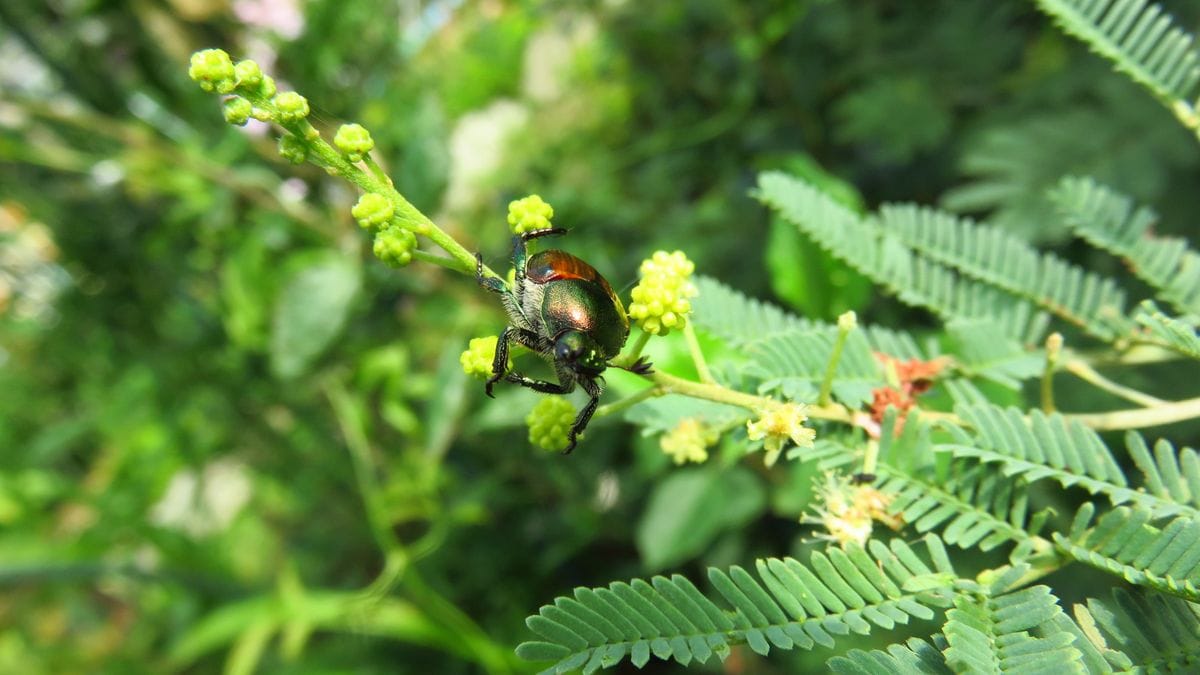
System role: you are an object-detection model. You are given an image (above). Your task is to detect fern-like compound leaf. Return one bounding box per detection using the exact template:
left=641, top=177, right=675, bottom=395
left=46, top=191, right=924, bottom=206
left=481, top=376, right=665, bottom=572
left=1033, top=0, right=1200, bottom=133
left=1134, top=300, right=1200, bottom=359
left=1055, top=504, right=1200, bottom=601
left=942, top=583, right=1084, bottom=674
left=827, top=637, right=952, bottom=674
left=516, top=538, right=957, bottom=673
left=1052, top=177, right=1200, bottom=316
left=757, top=172, right=1049, bottom=344
left=881, top=203, right=1131, bottom=340
left=691, top=276, right=812, bottom=346
left=1073, top=587, right=1200, bottom=671
left=749, top=327, right=882, bottom=407
left=881, top=461, right=1042, bottom=553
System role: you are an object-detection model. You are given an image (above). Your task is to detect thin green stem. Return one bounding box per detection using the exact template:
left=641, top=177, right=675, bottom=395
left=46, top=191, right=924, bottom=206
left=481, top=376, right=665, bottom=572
left=817, top=318, right=854, bottom=406
left=1064, top=359, right=1165, bottom=408
left=362, top=154, right=392, bottom=186
left=595, top=386, right=663, bottom=419
left=412, top=249, right=469, bottom=272
left=683, top=322, right=716, bottom=384
left=1066, top=395, right=1200, bottom=430
left=613, top=330, right=652, bottom=368
left=1041, top=333, right=1063, bottom=413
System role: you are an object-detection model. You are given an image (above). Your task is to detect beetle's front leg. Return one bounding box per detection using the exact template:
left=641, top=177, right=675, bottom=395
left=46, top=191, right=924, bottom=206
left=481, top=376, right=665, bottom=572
left=564, top=377, right=603, bottom=455
left=503, top=372, right=574, bottom=394
left=486, top=327, right=517, bottom=398
left=475, top=253, right=507, bottom=294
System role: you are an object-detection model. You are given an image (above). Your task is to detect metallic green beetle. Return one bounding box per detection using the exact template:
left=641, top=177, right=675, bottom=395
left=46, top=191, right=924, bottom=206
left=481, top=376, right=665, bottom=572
left=475, top=228, right=650, bottom=453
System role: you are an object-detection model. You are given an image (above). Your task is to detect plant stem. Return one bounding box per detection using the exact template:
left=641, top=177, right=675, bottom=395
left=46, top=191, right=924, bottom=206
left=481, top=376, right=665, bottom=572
left=818, top=322, right=853, bottom=407
left=683, top=322, right=716, bottom=384
left=613, top=330, right=652, bottom=369
left=1063, top=359, right=1165, bottom=407
left=1067, top=395, right=1200, bottom=430
left=1041, top=333, right=1063, bottom=413
left=412, top=249, right=468, bottom=272
left=595, top=386, right=663, bottom=419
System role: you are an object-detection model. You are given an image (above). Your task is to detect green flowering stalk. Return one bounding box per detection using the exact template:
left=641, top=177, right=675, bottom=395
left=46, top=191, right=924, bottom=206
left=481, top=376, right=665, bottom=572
left=187, top=48, right=501, bottom=282
left=526, top=397, right=577, bottom=452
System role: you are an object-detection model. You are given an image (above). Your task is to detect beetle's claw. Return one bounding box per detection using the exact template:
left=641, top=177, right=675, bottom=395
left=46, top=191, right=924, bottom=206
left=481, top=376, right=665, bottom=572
left=485, top=375, right=501, bottom=398
left=561, top=437, right=578, bottom=455
left=629, top=357, right=654, bottom=375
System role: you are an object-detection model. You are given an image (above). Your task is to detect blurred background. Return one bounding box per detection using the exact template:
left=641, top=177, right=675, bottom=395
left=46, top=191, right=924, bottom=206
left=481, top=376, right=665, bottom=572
left=3, top=0, right=1200, bottom=672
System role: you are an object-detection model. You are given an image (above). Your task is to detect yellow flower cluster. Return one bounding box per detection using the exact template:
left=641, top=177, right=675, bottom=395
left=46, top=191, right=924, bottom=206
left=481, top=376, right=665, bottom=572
left=627, top=251, right=697, bottom=336
left=507, top=195, right=554, bottom=235
left=660, top=418, right=718, bottom=465
left=746, top=402, right=816, bottom=467
left=459, top=336, right=510, bottom=380
left=526, top=397, right=577, bottom=452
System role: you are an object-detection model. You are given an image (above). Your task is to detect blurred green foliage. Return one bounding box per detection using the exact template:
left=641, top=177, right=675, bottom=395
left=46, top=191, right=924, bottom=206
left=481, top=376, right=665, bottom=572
left=3, top=0, right=1200, bottom=672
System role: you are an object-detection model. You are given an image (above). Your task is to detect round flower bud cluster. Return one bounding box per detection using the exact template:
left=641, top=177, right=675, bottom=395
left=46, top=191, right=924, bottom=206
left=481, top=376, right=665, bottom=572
left=188, top=49, right=237, bottom=93
left=273, top=91, right=310, bottom=124
left=352, top=193, right=393, bottom=231
left=627, top=250, right=697, bottom=335
left=222, top=97, right=253, bottom=126
left=507, top=195, right=554, bottom=235
left=746, top=402, right=816, bottom=467
left=460, top=336, right=511, bottom=380
left=334, top=124, right=375, bottom=163
left=373, top=226, right=417, bottom=267
left=526, top=397, right=577, bottom=452
left=278, top=135, right=308, bottom=164
left=660, top=418, right=718, bottom=465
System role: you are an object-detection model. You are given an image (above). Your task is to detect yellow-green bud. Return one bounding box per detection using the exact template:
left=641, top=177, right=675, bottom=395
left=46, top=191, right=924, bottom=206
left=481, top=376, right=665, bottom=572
left=334, top=123, right=375, bottom=163
left=627, top=250, right=698, bottom=335
left=746, top=402, right=816, bottom=467
left=278, top=134, right=308, bottom=164
left=837, top=310, right=857, bottom=332
left=373, top=226, right=417, bottom=267
left=188, top=49, right=236, bottom=93
left=660, top=418, right=718, bottom=465
left=274, top=91, right=310, bottom=124
left=526, top=397, right=577, bottom=452
left=222, top=96, right=253, bottom=126
left=460, top=336, right=512, bottom=380
left=233, top=59, right=264, bottom=93
left=352, top=193, right=393, bottom=230
left=507, top=195, right=554, bottom=235
left=258, top=74, right=277, bottom=98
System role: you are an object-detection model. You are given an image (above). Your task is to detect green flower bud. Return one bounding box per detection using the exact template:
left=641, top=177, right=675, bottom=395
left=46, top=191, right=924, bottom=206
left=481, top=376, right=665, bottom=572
left=627, top=250, right=698, bottom=335
left=373, top=226, right=417, bottom=267
left=233, top=59, right=264, bottom=93
left=278, top=134, right=308, bottom=164
left=333, top=123, right=375, bottom=163
left=222, top=96, right=253, bottom=126
left=188, top=49, right=236, bottom=93
left=507, top=194, right=554, bottom=235
left=258, top=75, right=277, bottom=99
left=526, top=397, right=577, bottom=452
left=273, top=91, right=310, bottom=124
left=460, top=336, right=512, bottom=380
left=351, top=193, right=393, bottom=230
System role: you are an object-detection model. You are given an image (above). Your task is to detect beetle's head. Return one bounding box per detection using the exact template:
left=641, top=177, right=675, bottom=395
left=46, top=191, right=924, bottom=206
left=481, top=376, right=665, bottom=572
left=554, top=330, right=607, bottom=377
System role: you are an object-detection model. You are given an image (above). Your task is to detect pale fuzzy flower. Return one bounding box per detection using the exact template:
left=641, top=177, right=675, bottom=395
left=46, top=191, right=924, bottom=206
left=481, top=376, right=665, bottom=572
left=805, top=473, right=901, bottom=547
left=441, top=99, right=530, bottom=214
left=746, top=402, right=816, bottom=467
left=660, top=418, right=717, bottom=465
left=151, top=459, right=253, bottom=537
left=234, top=0, right=305, bottom=39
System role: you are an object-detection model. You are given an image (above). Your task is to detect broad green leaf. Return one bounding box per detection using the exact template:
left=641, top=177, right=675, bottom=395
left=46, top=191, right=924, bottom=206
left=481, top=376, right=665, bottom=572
left=270, top=253, right=361, bottom=379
